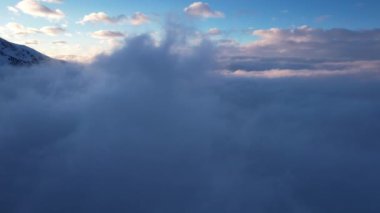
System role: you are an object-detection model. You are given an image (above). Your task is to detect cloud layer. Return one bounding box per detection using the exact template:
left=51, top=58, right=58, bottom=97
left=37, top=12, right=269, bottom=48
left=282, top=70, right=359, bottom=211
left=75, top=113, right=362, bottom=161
left=0, top=27, right=380, bottom=213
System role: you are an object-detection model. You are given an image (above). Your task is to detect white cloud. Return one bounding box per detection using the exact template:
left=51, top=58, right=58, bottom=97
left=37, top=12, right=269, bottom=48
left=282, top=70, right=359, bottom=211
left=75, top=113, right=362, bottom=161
left=91, top=30, right=126, bottom=39
left=14, top=0, right=65, bottom=20
left=184, top=2, right=224, bottom=18
left=77, top=12, right=127, bottom=24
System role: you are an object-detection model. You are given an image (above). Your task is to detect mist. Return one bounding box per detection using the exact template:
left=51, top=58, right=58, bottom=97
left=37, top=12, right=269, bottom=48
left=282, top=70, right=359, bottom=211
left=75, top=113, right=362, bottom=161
left=1, top=29, right=380, bottom=213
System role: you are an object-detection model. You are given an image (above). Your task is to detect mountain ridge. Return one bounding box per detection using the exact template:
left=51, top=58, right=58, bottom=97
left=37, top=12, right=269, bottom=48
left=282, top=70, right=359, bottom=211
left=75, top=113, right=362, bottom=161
left=0, top=37, right=51, bottom=66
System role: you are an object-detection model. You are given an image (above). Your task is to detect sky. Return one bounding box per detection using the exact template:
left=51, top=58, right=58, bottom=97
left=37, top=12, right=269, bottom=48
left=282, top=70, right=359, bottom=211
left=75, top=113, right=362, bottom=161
left=0, top=0, right=380, bottom=60
left=1, top=1, right=380, bottom=213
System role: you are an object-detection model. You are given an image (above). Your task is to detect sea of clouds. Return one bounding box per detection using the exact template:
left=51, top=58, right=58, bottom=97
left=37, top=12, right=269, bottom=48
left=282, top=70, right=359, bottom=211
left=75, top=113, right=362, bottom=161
left=1, top=25, right=380, bottom=213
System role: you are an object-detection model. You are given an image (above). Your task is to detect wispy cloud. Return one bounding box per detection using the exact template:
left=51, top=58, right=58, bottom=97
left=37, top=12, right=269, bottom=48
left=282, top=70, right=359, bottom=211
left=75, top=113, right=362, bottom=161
left=184, top=2, right=224, bottom=18
left=315, top=15, right=331, bottom=23
left=208, top=28, right=222, bottom=36
left=78, top=12, right=150, bottom=25
left=52, top=40, right=67, bottom=45
left=24, top=39, right=39, bottom=45
left=91, top=30, right=126, bottom=39
left=1, top=22, right=65, bottom=36
left=40, top=26, right=66, bottom=36
left=2, top=22, right=39, bottom=36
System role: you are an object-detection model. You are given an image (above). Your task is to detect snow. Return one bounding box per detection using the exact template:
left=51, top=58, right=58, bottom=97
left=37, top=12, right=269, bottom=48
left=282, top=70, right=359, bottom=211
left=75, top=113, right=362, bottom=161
left=0, top=37, right=50, bottom=66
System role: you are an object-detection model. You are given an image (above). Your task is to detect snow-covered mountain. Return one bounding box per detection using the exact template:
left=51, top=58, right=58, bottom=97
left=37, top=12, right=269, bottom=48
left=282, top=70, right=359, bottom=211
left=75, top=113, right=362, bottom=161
left=0, top=37, right=50, bottom=66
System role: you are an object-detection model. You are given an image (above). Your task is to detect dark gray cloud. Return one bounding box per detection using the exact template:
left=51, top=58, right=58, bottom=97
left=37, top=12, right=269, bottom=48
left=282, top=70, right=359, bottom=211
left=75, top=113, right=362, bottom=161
left=0, top=26, right=380, bottom=213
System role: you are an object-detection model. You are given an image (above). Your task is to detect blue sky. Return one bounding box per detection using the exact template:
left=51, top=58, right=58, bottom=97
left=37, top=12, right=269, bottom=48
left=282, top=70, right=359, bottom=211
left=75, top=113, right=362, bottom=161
left=0, top=0, right=379, bottom=59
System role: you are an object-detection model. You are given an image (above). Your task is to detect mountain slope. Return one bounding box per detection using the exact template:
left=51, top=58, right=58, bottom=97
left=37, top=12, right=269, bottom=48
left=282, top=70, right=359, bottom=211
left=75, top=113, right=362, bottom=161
left=0, top=37, right=50, bottom=66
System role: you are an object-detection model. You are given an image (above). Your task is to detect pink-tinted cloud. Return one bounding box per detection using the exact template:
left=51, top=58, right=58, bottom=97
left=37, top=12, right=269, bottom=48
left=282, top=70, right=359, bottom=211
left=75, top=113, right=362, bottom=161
left=184, top=2, right=224, bottom=18
left=14, top=0, right=65, bottom=20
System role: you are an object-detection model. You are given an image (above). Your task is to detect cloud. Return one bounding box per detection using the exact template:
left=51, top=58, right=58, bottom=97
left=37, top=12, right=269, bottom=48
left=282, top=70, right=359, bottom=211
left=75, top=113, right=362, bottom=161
left=315, top=15, right=331, bottom=23
left=41, top=0, right=63, bottom=3
left=53, top=54, right=92, bottom=63
left=1, top=22, right=65, bottom=36
left=52, top=40, right=67, bottom=45
left=7, top=6, right=19, bottom=14
left=208, top=27, right=222, bottom=36
left=77, top=12, right=127, bottom=24
left=14, top=0, right=65, bottom=20
left=24, top=39, right=40, bottom=45
left=130, top=12, right=150, bottom=25
left=217, top=26, right=380, bottom=78
left=184, top=2, right=224, bottom=18
left=0, top=25, right=380, bottom=213
left=221, top=26, right=380, bottom=61
left=3, top=22, right=39, bottom=36
left=78, top=12, right=150, bottom=25
left=223, top=60, right=380, bottom=78
left=91, top=30, right=126, bottom=39
left=39, top=26, right=66, bottom=36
